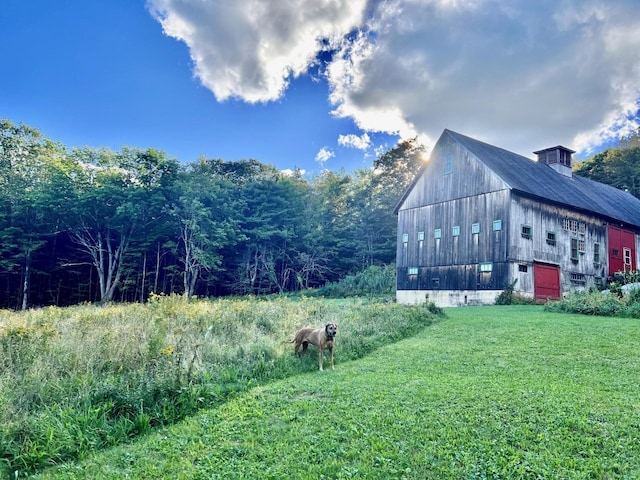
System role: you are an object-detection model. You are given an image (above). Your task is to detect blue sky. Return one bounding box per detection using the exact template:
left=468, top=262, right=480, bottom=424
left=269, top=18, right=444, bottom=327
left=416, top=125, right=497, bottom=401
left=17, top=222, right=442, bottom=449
left=2, top=1, right=639, bottom=175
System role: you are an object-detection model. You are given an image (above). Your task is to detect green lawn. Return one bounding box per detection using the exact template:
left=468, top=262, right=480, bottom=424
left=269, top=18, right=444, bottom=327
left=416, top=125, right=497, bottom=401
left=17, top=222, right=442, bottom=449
left=36, top=306, right=640, bottom=479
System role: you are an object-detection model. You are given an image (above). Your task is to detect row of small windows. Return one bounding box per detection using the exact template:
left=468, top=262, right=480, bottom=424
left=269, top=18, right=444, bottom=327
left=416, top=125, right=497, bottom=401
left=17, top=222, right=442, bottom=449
left=405, top=218, right=588, bottom=243
left=407, top=262, right=493, bottom=276
left=563, top=218, right=586, bottom=235
left=403, top=220, right=501, bottom=243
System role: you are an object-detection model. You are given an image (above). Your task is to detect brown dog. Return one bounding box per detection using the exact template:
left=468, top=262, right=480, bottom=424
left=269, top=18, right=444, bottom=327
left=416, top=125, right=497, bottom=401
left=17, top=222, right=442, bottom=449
left=291, top=323, right=337, bottom=371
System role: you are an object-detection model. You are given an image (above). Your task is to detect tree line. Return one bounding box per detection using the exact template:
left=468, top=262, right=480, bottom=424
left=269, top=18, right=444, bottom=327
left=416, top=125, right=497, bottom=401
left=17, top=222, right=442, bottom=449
left=0, top=119, right=425, bottom=309
left=2, top=118, right=637, bottom=310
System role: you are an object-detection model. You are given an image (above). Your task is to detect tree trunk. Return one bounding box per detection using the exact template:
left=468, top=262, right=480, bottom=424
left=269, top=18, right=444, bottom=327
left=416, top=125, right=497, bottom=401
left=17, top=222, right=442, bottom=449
left=140, top=252, right=147, bottom=302
left=21, top=249, right=31, bottom=310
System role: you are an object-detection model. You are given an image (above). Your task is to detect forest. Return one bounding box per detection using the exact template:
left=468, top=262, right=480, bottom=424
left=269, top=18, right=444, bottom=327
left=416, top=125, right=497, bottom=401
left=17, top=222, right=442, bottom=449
left=0, top=119, right=426, bottom=309
left=2, top=118, right=639, bottom=310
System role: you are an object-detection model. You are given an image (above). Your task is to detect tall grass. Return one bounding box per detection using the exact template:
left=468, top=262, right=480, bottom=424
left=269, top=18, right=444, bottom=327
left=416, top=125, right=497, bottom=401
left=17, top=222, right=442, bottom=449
left=306, top=264, right=396, bottom=298
left=0, top=295, right=440, bottom=477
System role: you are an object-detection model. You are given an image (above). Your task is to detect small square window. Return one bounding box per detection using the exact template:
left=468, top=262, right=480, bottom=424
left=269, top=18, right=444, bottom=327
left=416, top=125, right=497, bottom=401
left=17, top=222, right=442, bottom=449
left=546, top=231, right=556, bottom=246
left=521, top=225, right=532, bottom=239
left=479, top=262, right=493, bottom=272
left=402, top=233, right=409, bottom=243
left=472, top=223, right=480, bottom=234
left=493, top=220, right=502, bottom=231
left=417, top=231, right=425, bottom=241
left=434, top=228, right=442, bottom=239
left=408, top=267, right=418, bottom=276
left=518, top=264, right=528, bottom=273
left=452, top=225, right=460, bottom=237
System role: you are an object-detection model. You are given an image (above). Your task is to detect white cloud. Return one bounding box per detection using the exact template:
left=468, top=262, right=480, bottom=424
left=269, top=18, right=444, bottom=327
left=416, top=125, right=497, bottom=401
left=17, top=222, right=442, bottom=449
left=315, top=146, right=335, bottom=165
left=147, top=0, right=640, bottom=156
left=147, top=0, right=367, bottom=103
left=338, top=132, right=371, bottom=150
left=281, top=168, right=306, bottom=176
left=325, top=0, right=640, bottom=156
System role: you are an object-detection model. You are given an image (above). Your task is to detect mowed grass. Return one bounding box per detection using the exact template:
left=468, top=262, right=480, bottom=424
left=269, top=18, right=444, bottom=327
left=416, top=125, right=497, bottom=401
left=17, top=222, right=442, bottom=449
left=36, top=306, right=640, bottom=479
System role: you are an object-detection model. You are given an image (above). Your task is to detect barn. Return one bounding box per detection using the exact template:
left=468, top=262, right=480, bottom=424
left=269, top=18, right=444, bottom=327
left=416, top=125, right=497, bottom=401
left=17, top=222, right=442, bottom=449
left=395, top=129, right=640, bottom=307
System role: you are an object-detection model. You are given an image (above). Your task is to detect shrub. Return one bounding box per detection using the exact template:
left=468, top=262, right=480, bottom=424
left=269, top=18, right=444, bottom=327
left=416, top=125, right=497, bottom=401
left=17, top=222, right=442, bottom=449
left=495, top=280, right=535, bottom=306
left=544, top=291, right=627, bottom=317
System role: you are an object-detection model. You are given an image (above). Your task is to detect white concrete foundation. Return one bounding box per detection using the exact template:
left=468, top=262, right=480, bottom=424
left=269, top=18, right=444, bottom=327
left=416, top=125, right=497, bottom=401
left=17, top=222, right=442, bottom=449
left=396, top=289, right=502, bottom=307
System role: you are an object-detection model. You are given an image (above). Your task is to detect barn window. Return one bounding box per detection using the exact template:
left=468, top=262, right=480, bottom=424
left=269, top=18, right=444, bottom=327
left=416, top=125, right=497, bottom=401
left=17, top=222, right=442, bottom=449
left=611, top=249, right=619, bottom=257
left=578, top=239, right=586, bottom=254
left=402, top=233, right=409, bottom=244
left=417, top=231, right=425, bottom=241
left=493, top=220, right=502, bottom=231
left=479, top=262, right=493, bottom=272
left=432, top=278, right=440, bottom=288
left=434, top=228, right=442, bottom=239
left=452, top=225, right=460, bottom=237
left=471, top=223, right=480, bottom=234
left=546, top=231, right=556, bottom=246
left=570, top=273, right=585, bottom=283
left=521, top=225, right=532, bottom=239
left=594, top=243, right=601, bottom=264
left=563, top=218, right=585, bottom=235
left=408, top=267, right=418, bottom=276
left=570, top=238, right=579, bottom=261
left=518, top=264, right=528, bottom=273
left=624, top=248, right=632, bottom=270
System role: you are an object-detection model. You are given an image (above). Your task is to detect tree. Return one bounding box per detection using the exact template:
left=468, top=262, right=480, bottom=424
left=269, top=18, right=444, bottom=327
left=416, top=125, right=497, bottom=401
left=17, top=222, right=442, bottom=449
left=574, top=146, right=640, bottom=200
left=351, top=138, right=426, bottom=268
left=172, top=162, right=243, bottom=299
left=66, top=147, right=178, bottom=302
left=619, top=127, right=640, bottom=149
left=0, top=120, right=69, bottom=309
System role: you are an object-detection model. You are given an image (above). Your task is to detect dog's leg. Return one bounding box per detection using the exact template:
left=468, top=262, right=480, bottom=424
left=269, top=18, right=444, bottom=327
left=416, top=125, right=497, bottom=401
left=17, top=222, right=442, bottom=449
left=329, top=345, right=334, bottom=370
left=318, top=347, right=324, bottom=371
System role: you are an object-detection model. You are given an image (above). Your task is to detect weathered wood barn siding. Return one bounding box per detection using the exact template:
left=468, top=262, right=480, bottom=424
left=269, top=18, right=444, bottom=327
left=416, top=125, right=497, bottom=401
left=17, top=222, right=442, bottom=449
left=508, top=195, right=608, bottom=295
left=396, top=129, right=640, bottom=307
left=396, top=131, right=512, bottom=302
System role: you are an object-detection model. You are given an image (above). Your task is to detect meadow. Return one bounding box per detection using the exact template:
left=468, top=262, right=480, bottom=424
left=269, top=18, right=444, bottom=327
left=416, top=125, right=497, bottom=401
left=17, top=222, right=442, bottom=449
left=0, top=294, right=439, bottom=477
left=25, top=304, right=640, bottom=479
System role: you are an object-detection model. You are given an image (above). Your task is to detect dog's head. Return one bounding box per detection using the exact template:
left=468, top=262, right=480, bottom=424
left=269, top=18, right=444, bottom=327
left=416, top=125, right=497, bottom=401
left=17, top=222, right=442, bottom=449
left=325, top=323, right=338, bottom=339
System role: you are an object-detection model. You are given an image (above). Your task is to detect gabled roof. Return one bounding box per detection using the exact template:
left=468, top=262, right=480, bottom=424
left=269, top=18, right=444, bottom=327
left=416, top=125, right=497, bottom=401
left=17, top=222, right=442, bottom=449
left=397, top=129, right=640, bottom=229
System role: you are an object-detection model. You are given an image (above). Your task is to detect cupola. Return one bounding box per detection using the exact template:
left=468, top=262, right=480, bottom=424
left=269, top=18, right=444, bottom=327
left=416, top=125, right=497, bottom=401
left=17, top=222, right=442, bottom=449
left=533, top=146, right=575, bottom=177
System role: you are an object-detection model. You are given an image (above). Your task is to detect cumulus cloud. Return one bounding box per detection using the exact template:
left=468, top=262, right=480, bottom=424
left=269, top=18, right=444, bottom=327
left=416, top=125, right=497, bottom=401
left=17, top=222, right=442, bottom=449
left=338, top=132, right=371, bottom=150
left=147, top=0, right=640, bottom=156
left=147, top=0, right=367, bottom=103
left=315, top=146, right=335, bottom=165
left=326, top=0, right=640, bottom=156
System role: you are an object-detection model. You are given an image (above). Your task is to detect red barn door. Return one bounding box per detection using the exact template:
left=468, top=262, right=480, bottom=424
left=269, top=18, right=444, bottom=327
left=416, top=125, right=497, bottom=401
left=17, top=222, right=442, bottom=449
left=534, top=263, right=561, bottom=301
left=608, top=226, right=636, bottom=275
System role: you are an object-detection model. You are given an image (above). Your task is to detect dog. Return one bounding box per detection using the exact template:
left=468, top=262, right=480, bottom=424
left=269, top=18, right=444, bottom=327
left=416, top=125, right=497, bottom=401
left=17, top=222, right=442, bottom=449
left=291, top=323, right=337, bottom=371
